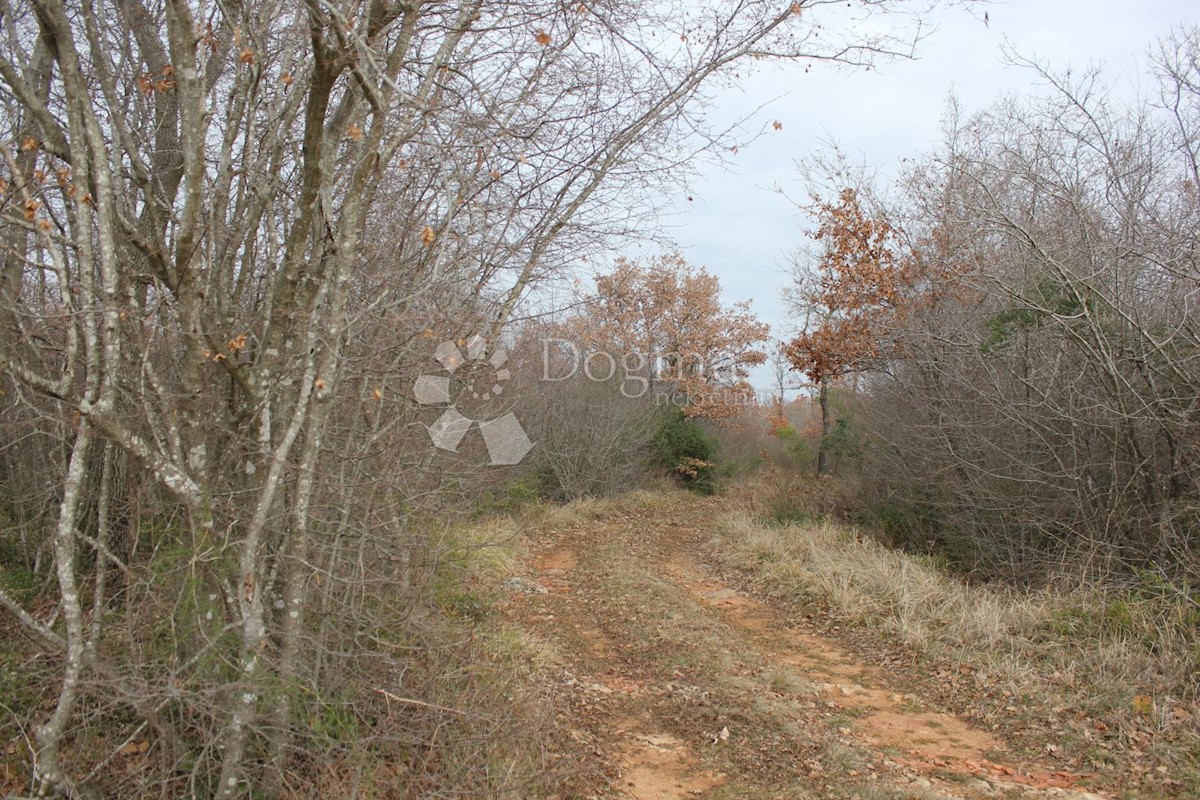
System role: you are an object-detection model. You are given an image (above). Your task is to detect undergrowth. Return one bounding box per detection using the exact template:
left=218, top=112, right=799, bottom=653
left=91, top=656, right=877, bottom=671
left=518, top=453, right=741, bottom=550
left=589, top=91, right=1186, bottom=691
left=710, top=503, right=1200, bottom=793
left=0, top=509, right=564, bottom=799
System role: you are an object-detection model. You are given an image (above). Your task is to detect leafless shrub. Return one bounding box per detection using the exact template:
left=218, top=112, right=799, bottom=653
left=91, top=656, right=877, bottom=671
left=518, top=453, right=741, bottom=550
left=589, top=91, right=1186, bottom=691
left=841, top=30, right=1200, bottom=584
left=524, top=368, right=660, bottom=502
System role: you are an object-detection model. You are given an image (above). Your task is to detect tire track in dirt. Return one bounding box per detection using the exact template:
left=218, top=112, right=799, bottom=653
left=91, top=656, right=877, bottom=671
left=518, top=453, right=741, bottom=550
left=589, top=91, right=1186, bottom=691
left=529, top=544, right=729, bottom=799
left=663, top=552, right=1108, bottom=799
left=513, top=497, right=1111, bottom=800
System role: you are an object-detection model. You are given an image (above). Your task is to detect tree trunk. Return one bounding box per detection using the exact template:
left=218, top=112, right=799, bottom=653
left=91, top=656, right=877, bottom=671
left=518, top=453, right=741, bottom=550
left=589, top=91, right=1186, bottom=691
left=817, top=376, right=831, bottom=476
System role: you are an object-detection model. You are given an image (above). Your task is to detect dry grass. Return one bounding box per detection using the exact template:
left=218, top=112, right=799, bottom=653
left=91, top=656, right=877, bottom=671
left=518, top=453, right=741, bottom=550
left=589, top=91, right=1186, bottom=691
left=538, top=482, right=680, bottom=528
left=710, top=509, right=1200, bottom=783
left=442, top=515, right=526, bottom=577
left=715, top=511, right=1042, bottom=655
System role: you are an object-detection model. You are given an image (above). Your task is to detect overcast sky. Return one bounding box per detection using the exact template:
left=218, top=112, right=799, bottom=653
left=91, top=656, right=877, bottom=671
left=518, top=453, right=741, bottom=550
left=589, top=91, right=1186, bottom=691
left=656, top=0, right=1197, bottom=392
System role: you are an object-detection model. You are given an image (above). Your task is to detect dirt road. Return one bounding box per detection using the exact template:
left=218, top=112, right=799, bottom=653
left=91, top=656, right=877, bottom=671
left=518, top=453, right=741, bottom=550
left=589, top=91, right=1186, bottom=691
left=502, top=493, right=1110, bottom=800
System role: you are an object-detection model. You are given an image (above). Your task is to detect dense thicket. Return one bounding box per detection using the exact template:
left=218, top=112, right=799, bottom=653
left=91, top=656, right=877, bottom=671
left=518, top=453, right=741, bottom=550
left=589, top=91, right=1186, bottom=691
left=852, top=31, right=1200, bottom=583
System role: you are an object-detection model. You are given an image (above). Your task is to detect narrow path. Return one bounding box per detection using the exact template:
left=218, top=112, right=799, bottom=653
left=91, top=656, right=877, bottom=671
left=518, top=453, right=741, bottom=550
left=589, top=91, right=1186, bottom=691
left=503, top=494, right=1110, bottom=800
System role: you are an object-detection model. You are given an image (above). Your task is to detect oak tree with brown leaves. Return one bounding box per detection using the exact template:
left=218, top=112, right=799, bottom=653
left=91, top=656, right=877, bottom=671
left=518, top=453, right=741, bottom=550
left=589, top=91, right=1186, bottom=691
left=784, top=188, right=907, bottom=475
left=592, top=253, right=770, bottom=420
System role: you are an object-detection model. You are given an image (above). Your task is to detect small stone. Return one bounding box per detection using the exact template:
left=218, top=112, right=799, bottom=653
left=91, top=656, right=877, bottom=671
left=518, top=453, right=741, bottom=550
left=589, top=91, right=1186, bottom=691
left=502, top=576, right=548, bottom=594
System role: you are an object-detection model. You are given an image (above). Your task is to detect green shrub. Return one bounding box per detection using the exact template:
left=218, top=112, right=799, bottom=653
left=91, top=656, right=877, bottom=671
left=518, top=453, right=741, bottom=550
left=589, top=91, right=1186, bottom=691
left=823, top=416, right=862, bottom=464
left=774, top=424, right=814, bottom=471
left=651, top=409, right=718, bottom=494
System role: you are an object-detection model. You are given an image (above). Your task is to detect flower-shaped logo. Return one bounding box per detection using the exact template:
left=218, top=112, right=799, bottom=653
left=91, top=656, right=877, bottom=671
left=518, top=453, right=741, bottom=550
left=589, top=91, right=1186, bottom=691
left=413, top=334, right=534, bottom=465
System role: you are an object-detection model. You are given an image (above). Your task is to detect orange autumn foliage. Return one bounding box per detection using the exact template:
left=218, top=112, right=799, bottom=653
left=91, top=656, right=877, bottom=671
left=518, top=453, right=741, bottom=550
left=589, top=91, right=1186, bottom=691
left=784, top=189, right=910, bottom=385
left=590, top=253, right=770, bottom=419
